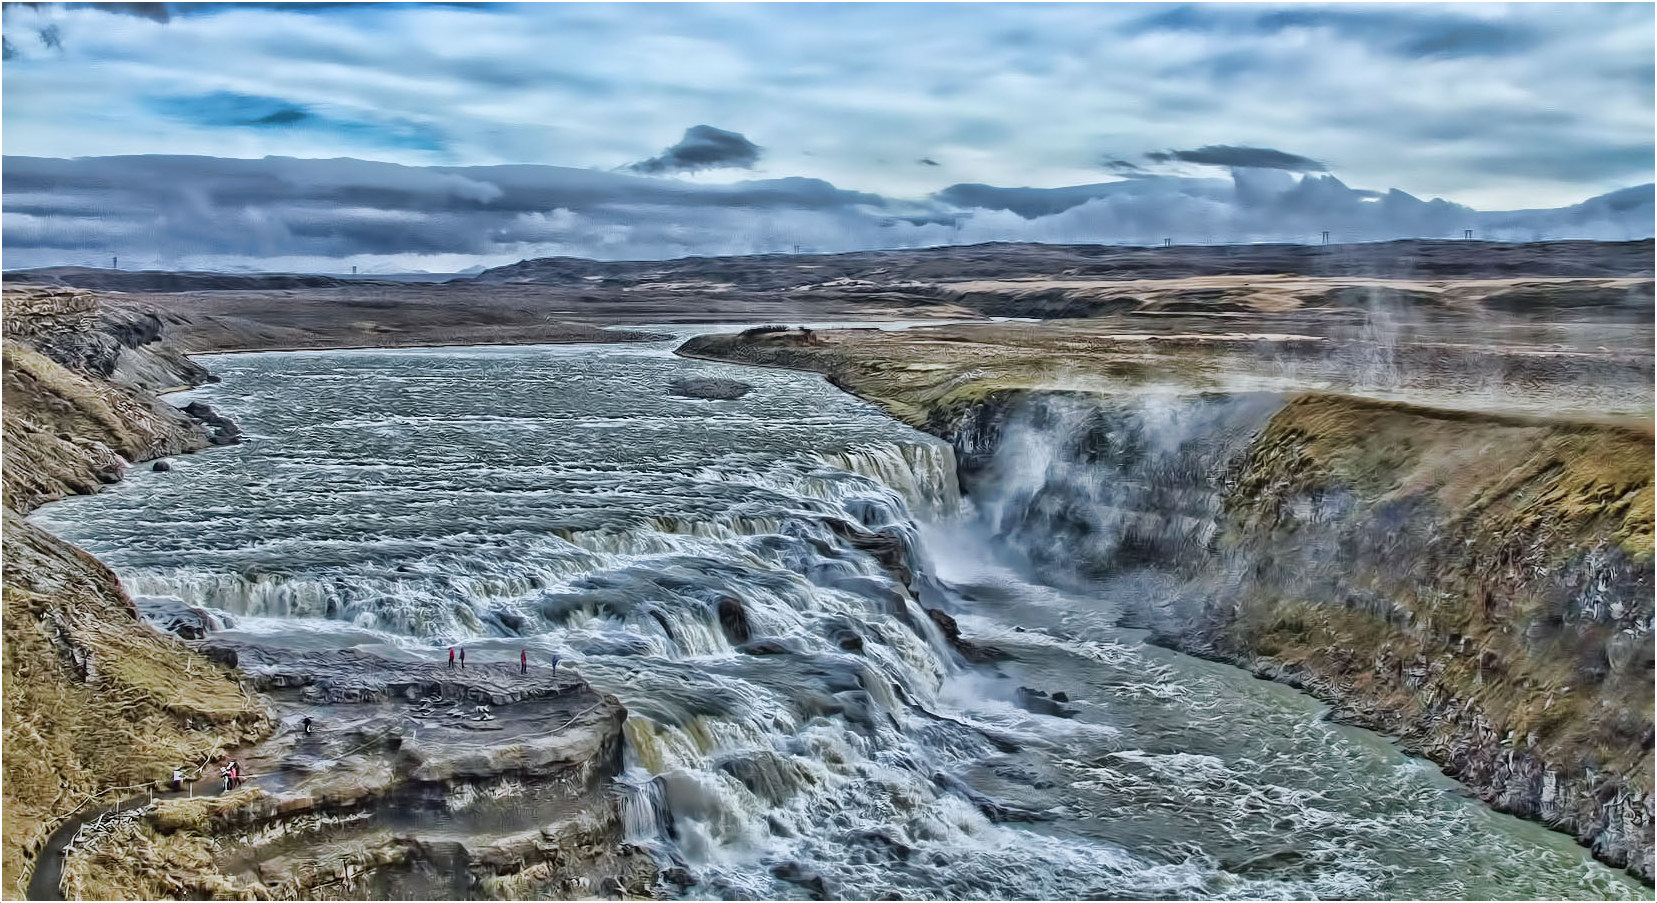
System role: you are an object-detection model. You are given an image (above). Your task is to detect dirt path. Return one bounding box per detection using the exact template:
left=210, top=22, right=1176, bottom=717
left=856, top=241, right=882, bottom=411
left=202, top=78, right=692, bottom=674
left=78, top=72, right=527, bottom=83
left=26, top=771, right=256, bottom=901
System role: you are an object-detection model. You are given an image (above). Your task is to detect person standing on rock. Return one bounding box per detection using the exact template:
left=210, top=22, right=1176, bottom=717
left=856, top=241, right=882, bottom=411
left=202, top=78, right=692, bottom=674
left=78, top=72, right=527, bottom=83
left=460, top=647, right=466, bottom=669
left=448, top=646, right=456, bottom=669
left=520, top=649, right=528, bottom=675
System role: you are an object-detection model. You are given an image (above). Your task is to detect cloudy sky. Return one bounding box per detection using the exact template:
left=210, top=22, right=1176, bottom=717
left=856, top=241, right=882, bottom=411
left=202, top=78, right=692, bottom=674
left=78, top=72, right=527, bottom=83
left=3, top=2, right=1653, bottom=271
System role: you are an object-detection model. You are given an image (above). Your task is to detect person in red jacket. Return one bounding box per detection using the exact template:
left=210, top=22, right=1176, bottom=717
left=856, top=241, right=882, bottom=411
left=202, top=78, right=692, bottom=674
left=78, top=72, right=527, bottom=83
left=520, top=649, right=528, bottom=675
left=448, top=646, right=456, bottom=669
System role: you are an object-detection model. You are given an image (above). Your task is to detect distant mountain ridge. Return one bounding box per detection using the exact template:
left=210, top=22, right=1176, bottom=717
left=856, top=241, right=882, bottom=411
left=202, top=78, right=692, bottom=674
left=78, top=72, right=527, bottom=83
left=7, top=238, right=1652, bottom=294
left=3, top=154, right=1651, bottom=272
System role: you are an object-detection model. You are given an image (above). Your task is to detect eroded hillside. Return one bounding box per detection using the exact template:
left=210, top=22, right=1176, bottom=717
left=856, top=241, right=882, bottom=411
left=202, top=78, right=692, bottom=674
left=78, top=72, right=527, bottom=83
left=0, top=287, right=269, bottom=895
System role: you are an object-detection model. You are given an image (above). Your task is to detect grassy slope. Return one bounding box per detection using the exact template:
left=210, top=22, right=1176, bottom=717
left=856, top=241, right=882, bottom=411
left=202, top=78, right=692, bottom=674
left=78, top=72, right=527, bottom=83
left=1, top=295, right=270, bottom=897
left=1214, top=395, right=1653, bottom=874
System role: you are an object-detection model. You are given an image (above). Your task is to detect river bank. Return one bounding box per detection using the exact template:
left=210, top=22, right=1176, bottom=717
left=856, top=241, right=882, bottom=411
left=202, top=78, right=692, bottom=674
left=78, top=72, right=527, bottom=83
left=1, top=287, right=271, bottom=894
left=677, top=323, right=1655, bottom=882
left=1, top=287, right=658, bottom=898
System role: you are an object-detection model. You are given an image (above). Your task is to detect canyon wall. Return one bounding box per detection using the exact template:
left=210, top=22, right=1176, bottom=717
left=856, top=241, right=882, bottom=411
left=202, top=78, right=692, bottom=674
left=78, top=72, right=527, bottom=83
left=951, top=389, right=1654, bottom=881
left=680, top=329, right=1656, bottom=881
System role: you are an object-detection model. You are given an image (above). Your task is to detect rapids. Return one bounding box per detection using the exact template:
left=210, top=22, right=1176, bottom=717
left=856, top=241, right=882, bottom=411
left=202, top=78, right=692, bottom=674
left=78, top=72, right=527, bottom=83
left=30, top=332, right=1644, bottom=900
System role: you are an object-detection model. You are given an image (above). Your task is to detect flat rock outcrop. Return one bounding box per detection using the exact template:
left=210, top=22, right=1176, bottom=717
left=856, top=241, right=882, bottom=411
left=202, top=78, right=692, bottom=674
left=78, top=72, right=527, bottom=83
left=668, top=376, right=752, bottom=400
left=56, top=635, right=653, bottom=900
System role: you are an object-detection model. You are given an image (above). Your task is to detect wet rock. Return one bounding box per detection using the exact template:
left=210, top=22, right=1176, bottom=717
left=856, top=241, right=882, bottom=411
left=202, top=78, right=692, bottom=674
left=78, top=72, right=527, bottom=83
left=925, top=608, right=1009, bottom=663
left=931, top=771, right=1052, bottom=823
left=1225, top=847, right=1308, bottom=874
left=668, top=377, right=752, bottom=400
left=849, top=828, right=915, bottom=861
left=717, top=751, right=809, bottom=805
left=180, top=400, right=242, bottom=445
left=200, top=644, right=238, bottom=668
left=826, top=520, right=915, bottom=587
left=1050, top=691, right=1070, bottom=703
left=660, top=866, right=697, bottom=888
left=1015, top=687, right=1078, bottom=718
left=769, top=862, right=830, bottom=900
left=573, top=634, right=656, bottom=657
left=716, top=596, right=752, bottom=644
left=136, top=597, right=216, bottom=640
left=737, top=638, right=799, bottom=656
left=151, top=459, right=172, bottom=472
left=832, top=628, right=865, bottom=653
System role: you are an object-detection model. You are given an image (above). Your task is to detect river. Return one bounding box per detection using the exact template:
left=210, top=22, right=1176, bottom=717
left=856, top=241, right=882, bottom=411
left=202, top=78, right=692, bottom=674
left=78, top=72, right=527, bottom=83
left=30, top=332, right=1644, bottom=900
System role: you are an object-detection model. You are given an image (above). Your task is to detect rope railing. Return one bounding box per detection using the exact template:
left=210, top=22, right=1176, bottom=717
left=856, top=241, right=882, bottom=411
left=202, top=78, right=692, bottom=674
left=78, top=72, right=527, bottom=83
left=46, top=746, right=224, bottom=837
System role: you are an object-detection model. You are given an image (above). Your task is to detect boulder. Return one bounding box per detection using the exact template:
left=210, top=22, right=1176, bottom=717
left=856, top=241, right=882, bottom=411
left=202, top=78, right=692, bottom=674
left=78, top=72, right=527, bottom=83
left=715, top=597, right=751, bottom=644
left=136, top=597, right=216, bottom=640
left=667, top=377, right=752, bottom=401
left=926, top=608, right=1008, bottom=663
left=180, top=400, right=243, bottom=445
left=736, top=639, right=799, bottom=656
left=832, top=629, right=865, bottom=653
left=1015, top=687, right=1078, bottom=718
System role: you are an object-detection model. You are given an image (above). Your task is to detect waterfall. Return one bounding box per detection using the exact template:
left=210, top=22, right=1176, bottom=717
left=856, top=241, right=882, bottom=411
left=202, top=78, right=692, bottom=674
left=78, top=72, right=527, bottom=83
left=31, top=343, right=1645, bottom=900
left=958, top=391, right=1282, bottom=586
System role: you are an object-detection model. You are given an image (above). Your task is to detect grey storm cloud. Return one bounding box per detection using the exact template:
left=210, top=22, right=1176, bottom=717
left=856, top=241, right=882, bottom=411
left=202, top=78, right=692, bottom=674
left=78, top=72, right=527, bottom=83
left=1146, top=145, right=1327, bottom=173
left=1125, top=6, right=1541, bottom=60
left=624, top=125, right=762, bottom=176
left=76, top=3, right=173, bottom=22
left=2, top=154, right=1650, bottom=271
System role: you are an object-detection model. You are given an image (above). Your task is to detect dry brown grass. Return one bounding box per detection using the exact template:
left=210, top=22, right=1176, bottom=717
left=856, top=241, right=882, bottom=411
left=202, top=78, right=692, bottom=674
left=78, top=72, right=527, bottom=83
left=1, top=308, right=269, bottom=897
left=2, top=513, right=271, bottom=896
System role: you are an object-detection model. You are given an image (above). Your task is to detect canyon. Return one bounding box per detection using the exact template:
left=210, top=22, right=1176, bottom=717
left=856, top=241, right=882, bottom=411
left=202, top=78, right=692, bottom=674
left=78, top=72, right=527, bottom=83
left=2, top=238, right=1651, bottom=898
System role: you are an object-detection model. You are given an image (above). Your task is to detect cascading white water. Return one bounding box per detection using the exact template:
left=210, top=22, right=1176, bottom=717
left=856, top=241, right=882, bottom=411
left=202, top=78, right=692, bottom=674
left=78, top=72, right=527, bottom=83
left=30, top=336, right=1645, bottom=900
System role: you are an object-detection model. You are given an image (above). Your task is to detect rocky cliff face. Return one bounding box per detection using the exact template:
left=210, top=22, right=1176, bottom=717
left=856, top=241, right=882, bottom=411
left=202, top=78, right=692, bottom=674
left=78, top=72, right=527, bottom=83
left=53, top=644, right=654, bottom=900
left=1, top=287, right=269, bottom=894
left=1, top=287, right=222, bottom=513
left=946, top=390, right=1654, bottom=881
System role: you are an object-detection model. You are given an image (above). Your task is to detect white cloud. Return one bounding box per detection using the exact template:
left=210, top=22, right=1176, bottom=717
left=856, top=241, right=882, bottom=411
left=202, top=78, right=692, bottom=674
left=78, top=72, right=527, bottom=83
left=0, top=2, right=1650, bottom=211
left=3, top=154, right=1648, bottom=272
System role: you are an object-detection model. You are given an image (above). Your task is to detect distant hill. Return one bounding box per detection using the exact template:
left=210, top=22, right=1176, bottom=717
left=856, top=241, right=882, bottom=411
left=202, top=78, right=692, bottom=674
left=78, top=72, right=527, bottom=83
left=2, top=267, right=372, bottom=293
left=468, top=238, right=1657, bottom=289
left=8, top=239, right=1653, bottom=296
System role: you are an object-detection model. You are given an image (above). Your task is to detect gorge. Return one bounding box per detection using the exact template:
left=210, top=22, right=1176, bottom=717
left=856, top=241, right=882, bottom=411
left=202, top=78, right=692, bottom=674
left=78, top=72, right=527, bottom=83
left=2, top=239, right=1651, bottom=900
